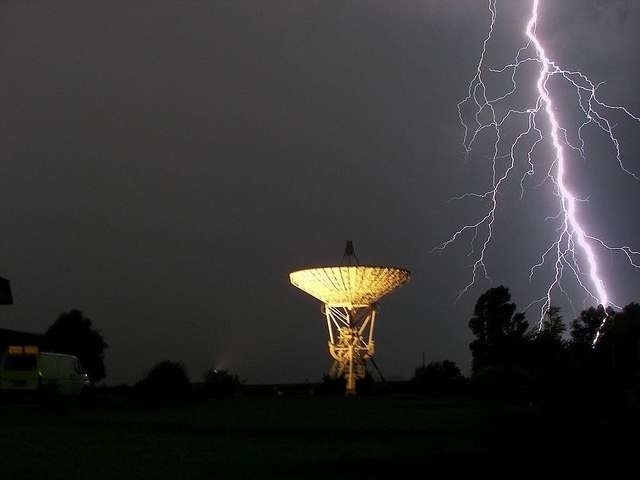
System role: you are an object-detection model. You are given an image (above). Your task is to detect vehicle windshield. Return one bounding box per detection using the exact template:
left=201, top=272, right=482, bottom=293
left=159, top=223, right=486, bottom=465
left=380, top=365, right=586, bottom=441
left=3, top=354, right=37, bottom=371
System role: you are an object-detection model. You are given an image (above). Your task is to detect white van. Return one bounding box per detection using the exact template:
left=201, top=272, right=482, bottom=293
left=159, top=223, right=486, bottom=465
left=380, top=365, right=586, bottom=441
left=0, top=345, right=90, bottom=395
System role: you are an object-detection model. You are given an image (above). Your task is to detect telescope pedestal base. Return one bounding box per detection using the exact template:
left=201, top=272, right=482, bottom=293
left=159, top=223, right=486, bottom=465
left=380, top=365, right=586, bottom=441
left=324, top=305, right=377, bottom=396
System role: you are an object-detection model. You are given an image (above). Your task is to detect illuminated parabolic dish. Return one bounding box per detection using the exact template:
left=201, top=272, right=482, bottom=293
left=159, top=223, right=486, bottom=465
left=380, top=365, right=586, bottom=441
left=290, top=263, right=410, bottom=396
left=289, top=266, right=410, bottom=308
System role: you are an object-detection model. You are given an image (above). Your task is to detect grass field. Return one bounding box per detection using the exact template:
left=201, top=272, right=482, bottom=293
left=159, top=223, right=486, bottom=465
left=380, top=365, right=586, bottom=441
left=0, top=392, right=637, bottom=478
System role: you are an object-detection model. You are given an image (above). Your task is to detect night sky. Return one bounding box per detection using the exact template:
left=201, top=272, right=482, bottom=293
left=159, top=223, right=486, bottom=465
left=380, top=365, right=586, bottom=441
left=1, top=1, right=639, bottom=385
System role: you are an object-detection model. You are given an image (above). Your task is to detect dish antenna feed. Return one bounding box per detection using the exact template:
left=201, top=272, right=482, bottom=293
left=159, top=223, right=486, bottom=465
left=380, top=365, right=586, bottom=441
left=289, top=241, right=410, bottom=396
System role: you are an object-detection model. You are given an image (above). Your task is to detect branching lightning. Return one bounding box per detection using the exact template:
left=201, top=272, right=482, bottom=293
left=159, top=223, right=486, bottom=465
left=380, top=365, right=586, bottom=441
left=438, top=0, right=640, bottom=343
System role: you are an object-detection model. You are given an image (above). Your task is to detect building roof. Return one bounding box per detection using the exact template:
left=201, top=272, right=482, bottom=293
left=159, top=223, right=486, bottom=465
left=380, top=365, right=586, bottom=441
left=0, top=328, right=45, bottom=351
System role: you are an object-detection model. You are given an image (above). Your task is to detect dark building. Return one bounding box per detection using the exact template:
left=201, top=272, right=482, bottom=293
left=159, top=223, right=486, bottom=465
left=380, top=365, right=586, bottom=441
left=0, top=328, right=45, bottom=354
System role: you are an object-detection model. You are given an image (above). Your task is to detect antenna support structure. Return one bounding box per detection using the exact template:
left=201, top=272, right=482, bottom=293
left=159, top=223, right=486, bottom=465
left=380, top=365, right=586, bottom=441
left=289, top=241, right=410, bottom=396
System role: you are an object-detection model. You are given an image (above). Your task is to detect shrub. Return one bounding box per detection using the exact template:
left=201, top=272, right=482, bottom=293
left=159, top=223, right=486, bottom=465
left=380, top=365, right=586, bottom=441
left=412, top=360, right=465, bottom=395
left=134, top=361, right=191, bottom=405
left=200, top=369, right=241, bottom=398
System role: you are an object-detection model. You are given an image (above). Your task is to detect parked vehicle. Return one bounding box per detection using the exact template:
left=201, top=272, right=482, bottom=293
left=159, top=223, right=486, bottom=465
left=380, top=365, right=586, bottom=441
left=0, top=345, right=90, bottom=395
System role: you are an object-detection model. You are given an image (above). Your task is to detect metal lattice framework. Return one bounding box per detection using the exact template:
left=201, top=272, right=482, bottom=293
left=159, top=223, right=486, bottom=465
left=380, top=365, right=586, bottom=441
left=290, top=265, right=410, bottom=395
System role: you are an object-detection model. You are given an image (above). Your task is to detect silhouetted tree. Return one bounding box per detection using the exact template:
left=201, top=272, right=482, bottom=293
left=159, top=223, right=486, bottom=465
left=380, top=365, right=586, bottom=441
left=525, top=306, right=569, bottom=399
left=568, top=304, right=613, bottom=388
left=135, top=361, right=191, bottom=404
left=469, top=286, right=529, bottom=373
left=535, top=306, right=566, bottom=342
left=201, top=369, right=240, bottom=397
left=44, top=309, right=108, bottom=382
left=468, top=287, right=532, bottom=400
left=570, top=304, right=613, bottom=347
left=565, top=303, right=640, bottom=406
left=607, top=303, right=640, bottom=386
left=577, top=303, right=640, bottom=403
left=413, top=360, right=464, bottom=395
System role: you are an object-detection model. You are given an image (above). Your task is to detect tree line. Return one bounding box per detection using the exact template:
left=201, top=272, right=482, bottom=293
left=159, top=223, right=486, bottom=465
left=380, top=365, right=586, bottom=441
left=39, top=309, right=240, bottom=402
left=415, top=286, right=640, bottom=406
left=46, top=288, right=640, bottom=405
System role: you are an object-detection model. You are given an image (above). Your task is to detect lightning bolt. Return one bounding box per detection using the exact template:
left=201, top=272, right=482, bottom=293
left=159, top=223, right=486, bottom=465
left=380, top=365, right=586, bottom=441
left=438, top=0, right=640, bottom=343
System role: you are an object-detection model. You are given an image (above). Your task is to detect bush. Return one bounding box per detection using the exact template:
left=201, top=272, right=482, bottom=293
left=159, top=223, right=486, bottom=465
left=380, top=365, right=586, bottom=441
left=134, top=361, right=191, bottom=405
left=200, top=369, right=240, bottom=398
left=412, top=360, right=465, bottom=395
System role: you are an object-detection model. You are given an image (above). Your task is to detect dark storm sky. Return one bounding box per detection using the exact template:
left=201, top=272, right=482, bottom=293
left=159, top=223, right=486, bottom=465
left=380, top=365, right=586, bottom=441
left=2, top=1, right=640, bottom=385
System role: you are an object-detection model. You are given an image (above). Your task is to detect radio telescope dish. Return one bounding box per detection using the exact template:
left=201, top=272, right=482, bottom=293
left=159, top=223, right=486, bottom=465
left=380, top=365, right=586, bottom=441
left=289, top=266, right=409, bottom=307
left=289, top=242, right=410, bottom=396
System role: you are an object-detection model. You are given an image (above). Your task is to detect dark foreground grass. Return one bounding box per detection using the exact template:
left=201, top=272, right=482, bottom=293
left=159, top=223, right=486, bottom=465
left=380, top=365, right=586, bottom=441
left=0, top=393, right=637, bottom=479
